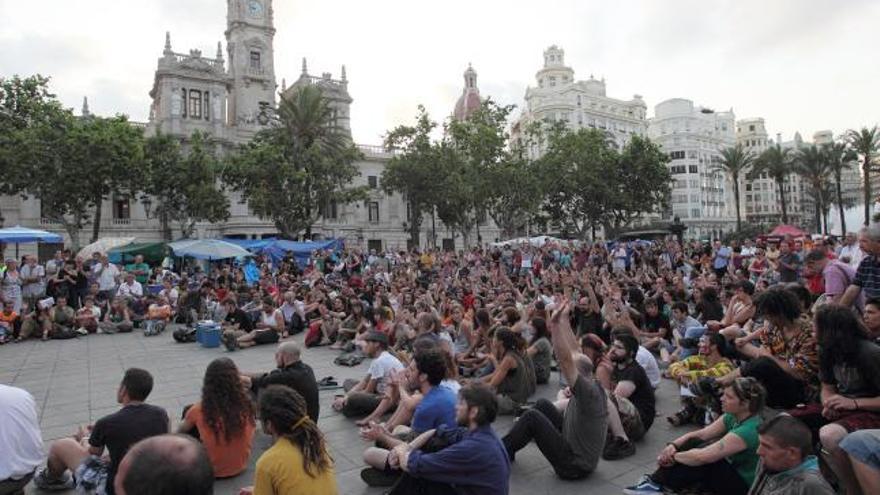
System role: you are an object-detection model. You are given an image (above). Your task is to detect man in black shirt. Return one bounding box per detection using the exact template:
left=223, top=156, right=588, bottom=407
left=221, top=297, right=254, bottom=351
left=35, top=368, right=169, bottom=494
left=602, top=333, right=656, bottom=461
left=242, top=341, right=320, bottom=421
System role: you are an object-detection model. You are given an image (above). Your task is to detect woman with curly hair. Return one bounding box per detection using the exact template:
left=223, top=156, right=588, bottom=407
left=240, top=385, right=338, bottom=495
left=178, top=357, right=255, bottom=478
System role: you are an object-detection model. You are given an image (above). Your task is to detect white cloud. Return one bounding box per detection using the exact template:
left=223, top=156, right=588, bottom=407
left=1, top=0, right=877, bottom=144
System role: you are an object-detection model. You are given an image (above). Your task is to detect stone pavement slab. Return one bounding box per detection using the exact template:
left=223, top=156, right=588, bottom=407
left=0, top=328, right=690, bottom=494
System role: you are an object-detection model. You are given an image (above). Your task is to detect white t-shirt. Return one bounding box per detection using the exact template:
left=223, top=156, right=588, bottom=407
left=0, top=385, right=44, bottom=480
left=636, top=346, right=661, bottom=389
left=93, top=263, right=120, bottom=291
left=367, top=350, right=404, bottom=395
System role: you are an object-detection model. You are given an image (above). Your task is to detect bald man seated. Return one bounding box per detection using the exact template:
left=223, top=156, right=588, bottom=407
left=114, top=434, right=214, bottom=495
left=240, top=341, right=320, bottom=421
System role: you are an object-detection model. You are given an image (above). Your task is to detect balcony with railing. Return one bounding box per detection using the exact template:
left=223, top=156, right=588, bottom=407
left=357, top=143, right=398, bottom=159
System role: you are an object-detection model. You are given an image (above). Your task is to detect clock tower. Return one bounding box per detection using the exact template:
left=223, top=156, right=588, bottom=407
left=226, top=0, right=277, bottom=135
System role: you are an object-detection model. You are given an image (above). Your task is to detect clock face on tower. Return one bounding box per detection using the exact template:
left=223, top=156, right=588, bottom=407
left=247, top=0, right=263, bottom=17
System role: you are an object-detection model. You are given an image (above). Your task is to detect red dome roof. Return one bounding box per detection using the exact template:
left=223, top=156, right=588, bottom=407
left=453, top=64, right=481, bottom=121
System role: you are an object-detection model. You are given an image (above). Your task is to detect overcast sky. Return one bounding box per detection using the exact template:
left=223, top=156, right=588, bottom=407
left=2, top=0, right=878, bottom=145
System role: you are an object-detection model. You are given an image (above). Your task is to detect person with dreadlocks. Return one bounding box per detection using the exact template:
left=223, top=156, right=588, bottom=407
left=240, top=385, right=338, bottom=495
left=177, top=357, right=255, bottom=478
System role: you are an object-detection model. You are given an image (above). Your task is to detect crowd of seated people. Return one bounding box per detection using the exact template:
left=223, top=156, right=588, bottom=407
left=6, top=227, right=880, bottom=494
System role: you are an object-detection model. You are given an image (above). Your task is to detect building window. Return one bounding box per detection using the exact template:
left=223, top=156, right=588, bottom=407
left=181, top=88, right=187, bottom=118
left=367, top=175, right=378, bottom=189
left=322, top=200, right=338, bottom=220
left=688, top=165, right=698, bottom=174
left=691, top=208, right=701, bottom=218
left=576, top=95, right=581, bottom=107
left=669, top=150, right=686, bottom=160
left=113, top=197, right=130, bottom=219
left=189, top=90, right=202, bottom=119
left=203, top=92, right=210, bottom=121
left=549, top=76, right=556, bottom=87
left=368, top=202, right=380, bottom=223
left=670, top=165, right=686, bottom=174
left=749, top=125, right=755, bottom=131
left=250, top=51, right=261, bottom=70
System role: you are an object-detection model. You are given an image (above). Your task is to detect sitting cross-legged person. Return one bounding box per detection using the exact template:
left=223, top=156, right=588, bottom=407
left=177, top=357, right=255, bottom=478
left=143, top=295, right=171, bottom=336
left=667, top=333, right=736, bottom=427
left=332, top=332, right=404, bottom=418
left=99, top=297, right=134, bottom=334
left=241, top=341, right=320, bottom=422
left=625, top=377, right=767, bottom=495
left=34, top=368, right=169, bottom=493
left=720, top=288, right=819, bottom=410
left=75, top=297, right=101, bottom=335
left=223, top=297, right=285, bottom=350
left=481, top=327, right=537, bottom=415
left=376, top=383, right=510, bottom=495
left=503, top=301, right=608, bottom=480
left=360, top=348, right=457, bottom=486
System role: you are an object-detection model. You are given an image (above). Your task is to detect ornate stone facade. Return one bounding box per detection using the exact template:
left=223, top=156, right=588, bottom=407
left=5, top=0, right=500, bottom=251
left=511, top=45, right=647, bottom=158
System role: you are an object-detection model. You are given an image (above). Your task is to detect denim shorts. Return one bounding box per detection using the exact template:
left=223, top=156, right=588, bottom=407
left=74, top=455, right=108, bottom=495
left=840, top=429, right=880, bottom=470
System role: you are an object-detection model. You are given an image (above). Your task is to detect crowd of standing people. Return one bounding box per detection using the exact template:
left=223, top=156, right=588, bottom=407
left=2, top=227, right=880, bottom=494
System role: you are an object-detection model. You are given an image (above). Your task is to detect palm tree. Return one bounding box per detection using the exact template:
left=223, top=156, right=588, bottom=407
left=795, top=144, right=832, bottom=234
left=275, top=84, right=352, bottom=238
left=750, top=144, right=795, bottom=225
left=847, top=126, right=879, bottom=226
left=824, top=140, right=857, bottom=235
left=714, top=144, right=755, bottom=232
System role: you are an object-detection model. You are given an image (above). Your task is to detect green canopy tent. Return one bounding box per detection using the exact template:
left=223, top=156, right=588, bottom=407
left=108, top=242, right=168, bottom=266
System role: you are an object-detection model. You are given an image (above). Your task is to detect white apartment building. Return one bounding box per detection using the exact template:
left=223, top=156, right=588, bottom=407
left=511, top=45, right=647, bottom=157
left=647, top=98, right=737, bottom=240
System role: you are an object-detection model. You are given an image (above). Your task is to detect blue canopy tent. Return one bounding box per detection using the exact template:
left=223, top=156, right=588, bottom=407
left=220, top=237, right=277, bottom=252
left=0, top=225, right=63, bottom=258
left=260, top=239, right=344, bottom=268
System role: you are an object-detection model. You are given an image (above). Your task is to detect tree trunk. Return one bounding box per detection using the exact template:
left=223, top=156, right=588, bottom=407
left=733, top=177, right=741, bottom=232
left=91, top=197, right=103, bottom=243
left=864, top=159, right=872, bottom=226
left=409, top=206, right=422, bottom=249
left=777, top=180, right=789, bottom=225
left=836, top=178, right=847, bottom=235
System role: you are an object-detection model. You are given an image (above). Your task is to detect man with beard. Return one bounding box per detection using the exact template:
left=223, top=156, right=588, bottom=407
left=603, top=332, right=656, bottom=461
left=372, top=383, right=510, bottom=495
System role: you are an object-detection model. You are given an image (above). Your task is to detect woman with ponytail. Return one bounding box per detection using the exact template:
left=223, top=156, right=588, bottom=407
left=482, top=326, right=537, bottom=415
left=240, top=385, right=338, bottom=495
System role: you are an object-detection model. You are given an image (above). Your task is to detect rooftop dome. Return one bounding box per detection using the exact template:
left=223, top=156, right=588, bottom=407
left=453, top=64, right=481, bottom=121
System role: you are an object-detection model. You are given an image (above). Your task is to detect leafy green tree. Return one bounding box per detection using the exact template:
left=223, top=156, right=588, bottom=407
left=224, top=85, right=364, bottom=239
left=713, top=144, right=755, bottom=232
left=824, top=140, right=858, bottom=235
left=484, top=155, right=544, bottom=239
left=382, top=106, right=445, bottom=248
left=0, top=74, right=65, bottom=225
left=795, top=144, right=832, bottom=233
left=442, top=100, right=515, bottom=245
left=538, top=126, right=619, bottom=239
left=609, top=135, right=672, bottom=233
left=78, top=115, right=145, bottom=243
left=847, top=126, right=879, bottom=226
left=17, top=108, right=91, bottom=247
left=751, top=144, right=795, bottom=225
left=143, top=132, right=229, bottom=240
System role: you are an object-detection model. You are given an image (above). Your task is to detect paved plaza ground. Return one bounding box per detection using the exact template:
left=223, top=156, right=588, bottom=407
left=1, top=327, right=691, bottom=494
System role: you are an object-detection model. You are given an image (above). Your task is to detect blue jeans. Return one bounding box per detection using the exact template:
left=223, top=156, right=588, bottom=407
left=679, top=326, right=707, bottom=359
left=840, top=429, right=880, bottom=469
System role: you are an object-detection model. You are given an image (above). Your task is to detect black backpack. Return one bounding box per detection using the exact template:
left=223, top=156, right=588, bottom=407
left=173, top=327, right=197, bottom=343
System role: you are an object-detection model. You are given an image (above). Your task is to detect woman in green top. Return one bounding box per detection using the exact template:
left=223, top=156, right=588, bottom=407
left=625, top=377, right=767, bottom=495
